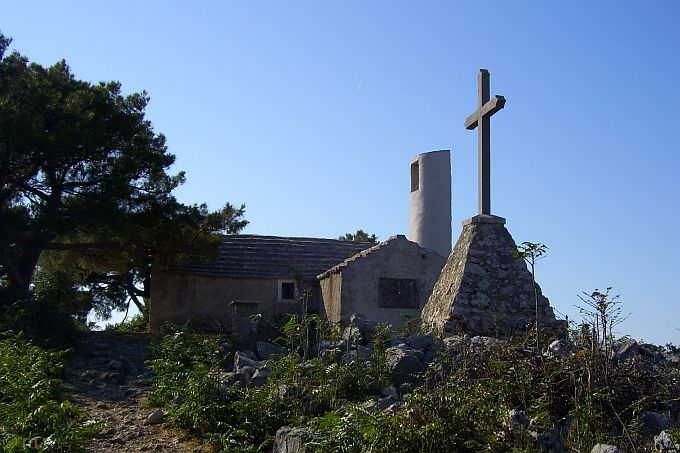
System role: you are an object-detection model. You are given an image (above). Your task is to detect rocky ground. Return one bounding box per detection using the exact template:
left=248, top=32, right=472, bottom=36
left=62, top=331, right=211, bottom=452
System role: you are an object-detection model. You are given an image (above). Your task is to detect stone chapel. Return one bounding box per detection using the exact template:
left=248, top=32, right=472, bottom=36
left=150, top=70, right=561, bottom=338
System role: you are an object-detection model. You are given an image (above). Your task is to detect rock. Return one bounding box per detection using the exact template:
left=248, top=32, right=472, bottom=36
left=638, top=343, right=669, bottom=365
left=654, top=431, right=680, bottom=451
left=610, top=339, right=639, bottom=364
left=315, top=340, right=336, bottom=356
left=547, top=339, right=570, bottom=357
left=108, top=359, right=124, bottom=370
left=407, top=333, right=436, bottom=350
left=319, top=348, right=341, bottom=361
left=389, top=336, right=407, bottom=347
left=640, top=411, right=675, bottom=437
left=357, top=345, right=374, bottom=359
left=443, top=335, right=467, bottom=354
left=590, top=444, right=621, bottom=453
left=274, top=426, right=316, bottom=453
left=249, top=367, right=271, bottom=386
left=531, top=427, right=565, bottom=453
left=256, top=341, right=288, bottom=360
left=506, top=409, right=530, bottom=434
left=145, top=408, right=166, bottom=425
left=26, top=437, right=43, bottom=449
left=342, top=326, right=364, bottom=347
left=381, top=385, right=399, bottom=400
left=233, top=351, right=261, bottom=372
left=469, top=336, right=501, bottom=351
left=350, top=313, right=377, bottom=338
left=385, top=345, right=425, bottom=387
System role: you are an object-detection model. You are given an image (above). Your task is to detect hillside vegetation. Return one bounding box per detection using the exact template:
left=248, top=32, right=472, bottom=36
left=146, top=312, right=680, bottom=452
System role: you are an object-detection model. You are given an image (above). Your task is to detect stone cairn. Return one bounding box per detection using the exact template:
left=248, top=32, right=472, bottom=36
left=421, top=214, right=560, bottom=337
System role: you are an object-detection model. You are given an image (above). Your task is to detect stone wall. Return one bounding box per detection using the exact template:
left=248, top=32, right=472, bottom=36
left=421, top=215, right=560, bottom=337
left=319, top=235, right=446, bottom=326
left=149, top=270, right=317, bottom=334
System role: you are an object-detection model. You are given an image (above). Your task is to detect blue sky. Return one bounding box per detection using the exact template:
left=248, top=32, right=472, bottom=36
left=4, top=1, right=679, bottom=343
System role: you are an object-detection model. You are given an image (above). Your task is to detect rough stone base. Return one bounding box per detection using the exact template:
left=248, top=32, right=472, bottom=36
left=421, top=214, right=559, bottom=337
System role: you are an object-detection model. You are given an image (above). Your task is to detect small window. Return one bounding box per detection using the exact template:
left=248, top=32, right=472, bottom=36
left=279, top=281, right=297, bottom=301
left=378, top=278, right=419, bottom=308
left=410, top=161, right=419, bottom=192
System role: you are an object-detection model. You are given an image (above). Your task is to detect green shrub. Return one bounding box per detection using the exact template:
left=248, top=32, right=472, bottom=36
left=0, top=289, right=80, bottom=347
left=107, top=312, right=149, bottom=333
left=0, top=332, right=100, bottom=451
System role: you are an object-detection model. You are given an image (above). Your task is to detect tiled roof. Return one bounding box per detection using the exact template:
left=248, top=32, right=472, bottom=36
left=173, top=234, right=374, bottom=279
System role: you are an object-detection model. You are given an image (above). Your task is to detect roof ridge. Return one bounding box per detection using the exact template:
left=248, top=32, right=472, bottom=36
left=317, top=235, right=407, bottom=279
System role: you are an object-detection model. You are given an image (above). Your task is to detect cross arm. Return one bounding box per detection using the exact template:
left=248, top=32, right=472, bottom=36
left=464, top=95, right=506, bottom=130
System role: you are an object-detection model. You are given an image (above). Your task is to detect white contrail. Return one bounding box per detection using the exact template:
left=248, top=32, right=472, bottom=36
left=356, top=80, right=363, bottom=92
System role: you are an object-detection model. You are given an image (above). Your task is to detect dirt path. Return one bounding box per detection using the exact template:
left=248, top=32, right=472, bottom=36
left=62, top=331, right=212, bottom=452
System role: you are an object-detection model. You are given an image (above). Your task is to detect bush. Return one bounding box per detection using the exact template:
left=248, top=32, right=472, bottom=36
left=0, top=332, right=100, bottom=451
left=0, top=290, right=81, bottom=347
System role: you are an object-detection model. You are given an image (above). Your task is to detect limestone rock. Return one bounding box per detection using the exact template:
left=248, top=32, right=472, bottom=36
left=145, top=409, right=166, bottom=425
left=611, top=339, right=639, bottom=364
left=342, top=326, right=363, bottom=347
left=256, top=341, right=288, bottom=360
left=233, top=351, right=261, bottom=372
left=422, top=215, right=559, bottom=337
left=654, top=431, right=680, bottom=452
left=591, top=444, right=621, bottom=453
left=274, top=426, right=316, bottom=453
left=349, top=313, right=377, bottom=338
left=506, top=409, right=530, bottom=435
left=385, top=344, right=425, bottom=387
left=547, top=339, right=570, bottom=357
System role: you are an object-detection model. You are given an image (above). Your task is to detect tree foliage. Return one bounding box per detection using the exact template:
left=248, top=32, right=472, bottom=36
left=338, top=229, right=378, bottom=243
left=0, top=33, right=247, bottom=317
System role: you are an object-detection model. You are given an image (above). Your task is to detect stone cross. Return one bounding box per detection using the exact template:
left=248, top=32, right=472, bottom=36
left=464, top=69, right=506, bottom=215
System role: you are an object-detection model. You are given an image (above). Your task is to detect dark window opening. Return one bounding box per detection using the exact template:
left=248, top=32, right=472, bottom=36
left=410, top=161, right=419, bottom=192
left=378, top=278, right=419, bottom=308
left=281, top=282, right=296, bottom=300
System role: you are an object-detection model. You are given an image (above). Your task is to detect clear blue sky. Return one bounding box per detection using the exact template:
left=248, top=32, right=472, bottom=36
left=4, top=1, right=679, bottom=343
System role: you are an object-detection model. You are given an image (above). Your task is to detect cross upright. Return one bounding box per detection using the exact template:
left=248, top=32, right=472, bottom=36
left=464, top=69, right=506, bottom=215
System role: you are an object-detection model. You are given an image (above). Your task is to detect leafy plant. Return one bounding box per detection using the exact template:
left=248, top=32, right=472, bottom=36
left=0, top=333, right=100, bottom=451
left=513, top=242, right=548, bottom=352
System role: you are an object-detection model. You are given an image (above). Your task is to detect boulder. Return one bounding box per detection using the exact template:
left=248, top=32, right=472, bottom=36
left=590, top=444, right=621, bottom=453
left=469, top=336, right=501, bottom=351
left=443, top=335, right=467, bottom=355
left=610, top=339, right=639, bottom=364
left=381, top=385, right=399, bottom=400
left=350, top=313, right=377, bottom=338
left=389, top=336, right=407, bottom=347
left=342, top=326, right=364, bottom=347
left=407, top=333, right=438, bottom=351
left=233, top=351, right=261, bottom=372
left=249, top=367, right=271, bottom=387
left=530, top=427, right=565, bottom=453
left=274, top=427, right=316, bottom=453
left=385, top=345, right=425, bottom=387
left=256, top=341, right=289, bottom=360
left=547, top=339, right=570, bottom=357
left=654, top=430, right=680, bottom=452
